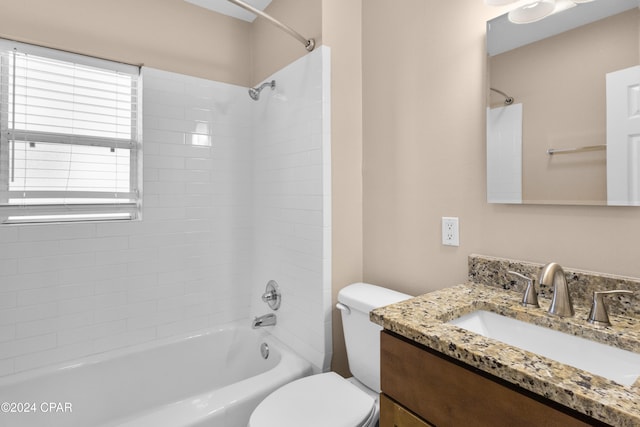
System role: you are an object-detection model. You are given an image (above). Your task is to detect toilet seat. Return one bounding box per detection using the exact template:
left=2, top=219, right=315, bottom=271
left=248, top=372, right=376, bottom=427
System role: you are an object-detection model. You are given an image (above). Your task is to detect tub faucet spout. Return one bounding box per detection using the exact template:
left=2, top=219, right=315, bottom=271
left=252, top=313, right=277, bottom=329
left=539, top=262, right=574, bottom=317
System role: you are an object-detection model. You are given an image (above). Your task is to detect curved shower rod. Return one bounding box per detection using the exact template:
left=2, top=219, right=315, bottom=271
left=226, top=0, right=315, bottom=52
left=490, top=87, right=514, bottom=105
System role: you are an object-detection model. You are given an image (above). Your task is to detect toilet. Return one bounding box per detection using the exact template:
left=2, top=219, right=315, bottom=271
left=248, top=282, right=411, bottom=427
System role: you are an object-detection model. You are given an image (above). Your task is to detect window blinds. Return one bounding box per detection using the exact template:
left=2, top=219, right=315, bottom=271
left=0, top=39, right=141, bottom=223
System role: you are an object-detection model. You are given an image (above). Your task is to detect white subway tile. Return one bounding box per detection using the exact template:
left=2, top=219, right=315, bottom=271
left=94, top=306, right=128, bottom=324
left=125, top=301, right=157, bottom=319
left=92, top=293, right=128, bottom=311
left=145, top=154, right=186, bottom=169
left=0, top=259, right=17, bottom=277
left=18, top=223, right=96, bottom=242
left=128, top=233, right=186, bottom=249
left=0, top=228, right=18, bottom=243
left=144, top=101, right=185, bottom=120
left=0, top=325, right=15, bottom=343
left=127, top=285, right=160, bottom=304
left=59, top=236, right=129, bottom=254
left=185, top=158, right=213, bottom=171
left=17, top=283, right=93, bottom=307
left=57, top=320, right=126, bottom=347
left=9, top=303, right=59, bottom=325
left=0, top=292, right=16, bottom=310
left=15, top=311, right=93, bottom=339
left=0, top=333, right=57, bottom=360
left=144, top=181, right=186, bottom=195
left=95, top=221, right=141, bottom=238
left=0, top=240, right=61, bottom=260
left=0, top=358, right=14, bottom=376
left=0, top=272, right=60, bottom=292
left=59, top=263, right=128, bottom=285
left=14, top=342, right=95, bottom=373
left=143, top=128, right=185, bottom=145
left=95, top=247, right=155, bottom=267
left=56, top=295, right=96, bottom=316
left=18, top=252, right=96, bottom=275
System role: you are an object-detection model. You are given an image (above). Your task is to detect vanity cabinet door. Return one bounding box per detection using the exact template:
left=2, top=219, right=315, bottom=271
left=380, top=394, right=434, bottom=427
left=380, top=331, right=597, bottom=427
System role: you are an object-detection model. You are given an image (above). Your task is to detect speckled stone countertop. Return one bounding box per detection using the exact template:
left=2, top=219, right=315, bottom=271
left=371, top=283, right=640, bottom=426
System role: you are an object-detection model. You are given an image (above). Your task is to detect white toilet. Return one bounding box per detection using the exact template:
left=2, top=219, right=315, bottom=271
left=248, top=282, right=411, bottom=427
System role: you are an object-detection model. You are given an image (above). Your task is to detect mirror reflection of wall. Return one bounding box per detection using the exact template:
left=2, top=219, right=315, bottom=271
left=486, top=1, right=640, bottom=206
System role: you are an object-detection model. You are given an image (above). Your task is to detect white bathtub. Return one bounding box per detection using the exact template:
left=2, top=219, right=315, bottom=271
left=0, top=322, right=312, bottom=427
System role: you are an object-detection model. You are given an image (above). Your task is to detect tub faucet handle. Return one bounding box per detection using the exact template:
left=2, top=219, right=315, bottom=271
left=587, top=290, right=633, bottom=327
left=508, top=271, right=539, bottom=308
left=261, top=280, right=281, bottom=310
left=262, top=291, right=277, bottom=302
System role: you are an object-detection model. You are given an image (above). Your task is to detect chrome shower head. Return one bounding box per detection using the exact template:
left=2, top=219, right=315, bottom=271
left=249, top=80, right=276, bottom=101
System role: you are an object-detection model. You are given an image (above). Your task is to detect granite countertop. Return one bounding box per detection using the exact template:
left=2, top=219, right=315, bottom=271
left=371, top=282, right=640, bottom=427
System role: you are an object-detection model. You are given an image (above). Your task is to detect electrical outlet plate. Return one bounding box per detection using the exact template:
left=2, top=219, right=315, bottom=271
left=442, top=217, right=459, bottom=246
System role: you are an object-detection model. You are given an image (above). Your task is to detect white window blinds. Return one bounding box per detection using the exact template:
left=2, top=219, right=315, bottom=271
left=0, top=39, right=141, bottom=224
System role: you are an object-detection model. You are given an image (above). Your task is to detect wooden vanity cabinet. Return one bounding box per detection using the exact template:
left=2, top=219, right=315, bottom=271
left=380, top=331, right=607, bottom=427
left=380, top=394, right=434, bottom=427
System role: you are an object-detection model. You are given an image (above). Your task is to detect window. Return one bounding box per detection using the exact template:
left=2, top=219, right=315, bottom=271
left=0, top=39, right=141, bottom=224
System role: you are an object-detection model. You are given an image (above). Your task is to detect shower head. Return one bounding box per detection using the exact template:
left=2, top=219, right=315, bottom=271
left=249, top=80, right=276, bottom=101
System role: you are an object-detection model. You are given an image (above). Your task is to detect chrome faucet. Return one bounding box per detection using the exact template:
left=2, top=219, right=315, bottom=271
left=252, top=313, right=277, bottom=329
left=539, top=262, right=574, bottom=317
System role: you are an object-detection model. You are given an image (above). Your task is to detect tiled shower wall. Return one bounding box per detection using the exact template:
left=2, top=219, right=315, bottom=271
left=0, top=49, right=330, bottom=376
left=251, top=47, right=332, bottom=372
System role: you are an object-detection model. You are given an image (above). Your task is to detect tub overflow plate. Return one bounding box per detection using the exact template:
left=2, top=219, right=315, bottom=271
left=260, top=342, right=269, bottom=359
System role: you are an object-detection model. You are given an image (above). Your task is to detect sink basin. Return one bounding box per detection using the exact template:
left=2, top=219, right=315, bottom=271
left=448, top=310, right=640, bottom=386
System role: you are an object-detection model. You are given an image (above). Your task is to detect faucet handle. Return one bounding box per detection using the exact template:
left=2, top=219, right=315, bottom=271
left=508, top=271, right=540, bottom=308
left=261, top=280, right=281, bottom=310
left=587, top=290, right=633, bottom=327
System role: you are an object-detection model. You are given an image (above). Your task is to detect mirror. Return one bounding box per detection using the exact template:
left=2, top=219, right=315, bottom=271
left=486, top=0, right=640, bottom=206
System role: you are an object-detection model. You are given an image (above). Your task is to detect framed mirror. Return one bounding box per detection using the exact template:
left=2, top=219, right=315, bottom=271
left=486, top=0, right=640, bottom=206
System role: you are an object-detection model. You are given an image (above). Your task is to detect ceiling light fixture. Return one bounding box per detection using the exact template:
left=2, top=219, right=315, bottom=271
left=486, top=0, right=598, bottom=24
left=508, top=0, right=556, bottom=24
left=484, top=0, right=519, bottom=5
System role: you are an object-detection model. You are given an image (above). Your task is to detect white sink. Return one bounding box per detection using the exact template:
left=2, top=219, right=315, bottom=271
left=448, top=310, right=640, bottom=386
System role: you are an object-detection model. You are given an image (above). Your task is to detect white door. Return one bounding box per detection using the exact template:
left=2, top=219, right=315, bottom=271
left=606, top=65, right=640, bottom=206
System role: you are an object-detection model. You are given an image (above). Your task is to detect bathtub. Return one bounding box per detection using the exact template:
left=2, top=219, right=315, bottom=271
left=0, top=322, right=312, bottom=427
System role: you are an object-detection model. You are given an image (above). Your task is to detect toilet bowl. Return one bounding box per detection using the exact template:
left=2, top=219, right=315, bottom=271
left=248, top=283, right=411, bottom=427
left=249, top=372, right=378, bottom=427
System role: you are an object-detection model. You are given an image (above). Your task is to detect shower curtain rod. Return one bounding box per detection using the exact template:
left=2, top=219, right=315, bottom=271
left=226, top=0, right=315, bottom=51
left=490, top=87, right=514, bottom=105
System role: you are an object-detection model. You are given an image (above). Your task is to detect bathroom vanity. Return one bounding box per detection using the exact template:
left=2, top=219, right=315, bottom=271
left=372, top=255, right=640, bottom=427
left=380, top=332, right=597, bottom=426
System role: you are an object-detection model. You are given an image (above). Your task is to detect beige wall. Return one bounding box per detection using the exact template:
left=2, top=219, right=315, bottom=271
left=490, top=9, right=638, bottom=204
left=322, top=0, right=363, bottom=378
left=251, top=0, right=322, bottom=84
left=0, top=0, right=252, bottom=85
left=362, top=0, right=640, bottom=301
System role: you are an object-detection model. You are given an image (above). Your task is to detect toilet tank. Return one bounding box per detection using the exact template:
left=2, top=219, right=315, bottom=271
left=337, top=283, right=411, bottom=393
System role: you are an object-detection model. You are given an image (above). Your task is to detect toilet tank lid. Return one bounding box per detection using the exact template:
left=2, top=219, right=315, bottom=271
left=338, top=282, right=412, bottom=313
